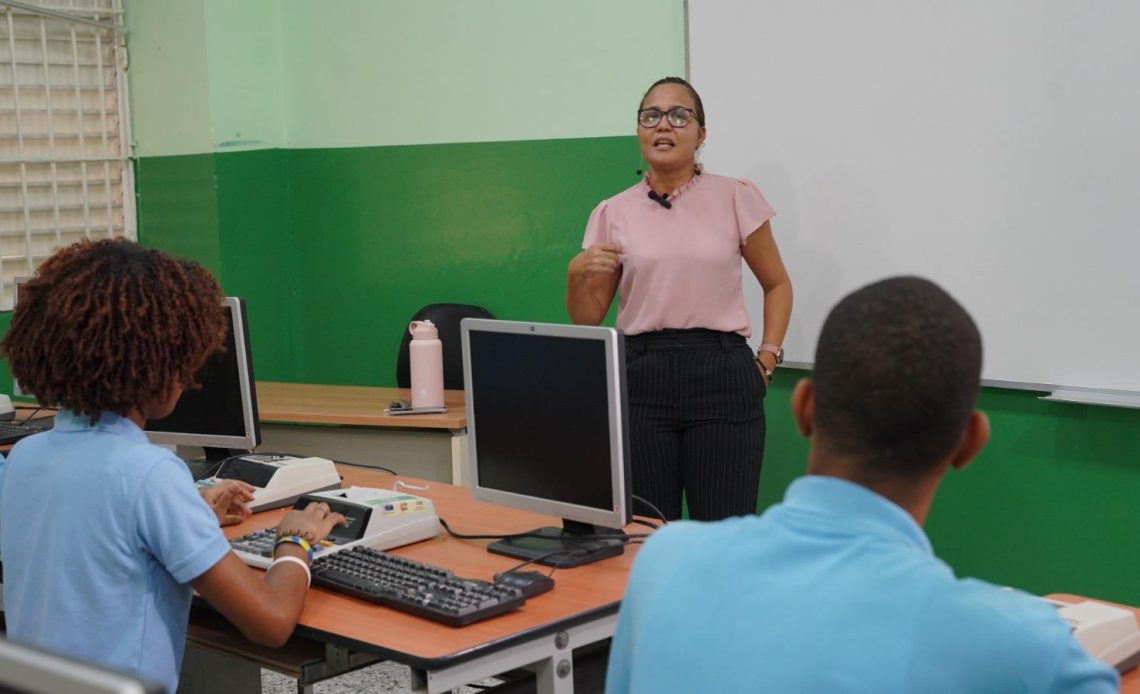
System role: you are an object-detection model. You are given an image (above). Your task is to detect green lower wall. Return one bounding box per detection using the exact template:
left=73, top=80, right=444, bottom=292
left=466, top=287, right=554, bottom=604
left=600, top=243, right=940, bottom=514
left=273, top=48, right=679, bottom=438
left=133, top=139, right=1140, bottom=607
left=764, top=372, right=1140, bottom=605
left=287, top=138, right=631, bottom=385
left=136, top=137, right=634, bottom=384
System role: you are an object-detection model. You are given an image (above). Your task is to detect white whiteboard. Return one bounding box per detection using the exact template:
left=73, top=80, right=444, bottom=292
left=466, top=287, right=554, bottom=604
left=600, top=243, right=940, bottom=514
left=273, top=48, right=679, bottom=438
left=690, top=2, right=1140, bottom=392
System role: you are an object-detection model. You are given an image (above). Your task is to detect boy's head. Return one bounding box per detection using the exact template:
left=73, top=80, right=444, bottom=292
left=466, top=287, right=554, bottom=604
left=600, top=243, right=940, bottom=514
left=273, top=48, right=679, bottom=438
left=802, top=276, right=984, bottom=480
left=2, top=239, right=227, bottom=422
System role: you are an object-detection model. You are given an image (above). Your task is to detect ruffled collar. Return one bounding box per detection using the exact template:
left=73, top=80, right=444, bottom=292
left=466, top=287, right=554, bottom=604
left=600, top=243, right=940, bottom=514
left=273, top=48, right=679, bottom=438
left=641, top=170, right=704, bottom=203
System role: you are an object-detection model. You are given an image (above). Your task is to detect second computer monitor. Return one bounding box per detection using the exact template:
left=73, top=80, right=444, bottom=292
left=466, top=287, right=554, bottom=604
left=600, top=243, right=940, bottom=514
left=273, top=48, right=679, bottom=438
left=144, top=296, right=260, bottom=460
left=462, top=318, right=631, bottom=567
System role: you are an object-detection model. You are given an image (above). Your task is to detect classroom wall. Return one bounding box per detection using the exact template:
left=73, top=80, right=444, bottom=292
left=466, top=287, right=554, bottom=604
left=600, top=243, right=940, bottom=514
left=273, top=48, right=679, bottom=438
left=119, top=0, right=1140, bottom=607
left=126, top=0, right=682, bottom=385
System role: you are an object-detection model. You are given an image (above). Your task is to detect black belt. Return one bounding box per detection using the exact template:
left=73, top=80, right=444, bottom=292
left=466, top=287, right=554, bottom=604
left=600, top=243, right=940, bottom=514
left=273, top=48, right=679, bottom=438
left=625, top=328, right=746, bottom=353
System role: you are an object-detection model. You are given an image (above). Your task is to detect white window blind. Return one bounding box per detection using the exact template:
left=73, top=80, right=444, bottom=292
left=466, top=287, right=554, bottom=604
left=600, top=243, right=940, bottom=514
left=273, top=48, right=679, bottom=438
left=0, top=0, right=132, bottom=310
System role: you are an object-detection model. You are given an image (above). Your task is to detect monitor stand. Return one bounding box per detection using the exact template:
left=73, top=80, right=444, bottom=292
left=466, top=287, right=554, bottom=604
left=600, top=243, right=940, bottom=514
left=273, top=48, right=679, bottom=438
left=487, top=519, right=625, bottom=568
left=185, top=446, right=247, bottom=481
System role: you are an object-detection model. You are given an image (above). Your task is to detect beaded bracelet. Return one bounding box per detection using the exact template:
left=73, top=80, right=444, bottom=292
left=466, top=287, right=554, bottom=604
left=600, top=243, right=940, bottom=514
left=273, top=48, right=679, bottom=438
left=274, top=535, right=314, bottom=562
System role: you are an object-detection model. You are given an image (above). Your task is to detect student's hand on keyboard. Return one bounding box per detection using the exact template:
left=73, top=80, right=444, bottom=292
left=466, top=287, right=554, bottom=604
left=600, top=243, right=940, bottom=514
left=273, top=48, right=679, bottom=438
left=275, top=501, right=348, bottom=544
left=200, top=479, right=255, bottom=527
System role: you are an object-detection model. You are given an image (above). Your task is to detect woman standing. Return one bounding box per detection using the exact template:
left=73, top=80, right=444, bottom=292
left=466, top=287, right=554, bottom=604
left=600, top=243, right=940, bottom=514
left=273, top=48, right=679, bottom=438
left=567, top=77, right=792, bottom=521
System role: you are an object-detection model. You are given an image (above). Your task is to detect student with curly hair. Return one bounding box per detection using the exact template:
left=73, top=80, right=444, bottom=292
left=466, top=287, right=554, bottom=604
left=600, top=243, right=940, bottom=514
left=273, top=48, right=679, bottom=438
left=0, top=239, right=347, bottom=693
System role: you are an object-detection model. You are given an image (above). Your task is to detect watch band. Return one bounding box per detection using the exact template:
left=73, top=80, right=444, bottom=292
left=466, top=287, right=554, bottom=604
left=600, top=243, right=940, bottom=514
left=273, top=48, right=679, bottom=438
left=759, top=343, right=783, bottom=364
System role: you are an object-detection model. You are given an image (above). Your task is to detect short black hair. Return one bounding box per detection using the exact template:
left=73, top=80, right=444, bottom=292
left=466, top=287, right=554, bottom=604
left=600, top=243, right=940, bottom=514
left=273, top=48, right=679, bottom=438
left=812, top=276, right=982, bottom=477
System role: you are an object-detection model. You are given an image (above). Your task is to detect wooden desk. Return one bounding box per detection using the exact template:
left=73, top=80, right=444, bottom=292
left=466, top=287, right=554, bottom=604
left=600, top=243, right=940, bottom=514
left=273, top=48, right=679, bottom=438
left=189, top=465, right=641, bottom=694
left=254, top=382, right=469, bottom=485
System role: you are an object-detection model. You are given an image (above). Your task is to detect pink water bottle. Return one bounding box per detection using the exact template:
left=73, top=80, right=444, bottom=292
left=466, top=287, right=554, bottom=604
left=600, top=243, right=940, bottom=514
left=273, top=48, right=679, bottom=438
left=408, top=320, right=445, bottom=409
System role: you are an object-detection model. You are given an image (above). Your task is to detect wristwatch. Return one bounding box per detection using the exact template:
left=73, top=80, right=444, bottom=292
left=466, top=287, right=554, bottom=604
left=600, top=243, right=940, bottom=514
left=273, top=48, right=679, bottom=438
left=759, top=343, right=784, bottom=365
left=755, top=344, right=782, bottom=383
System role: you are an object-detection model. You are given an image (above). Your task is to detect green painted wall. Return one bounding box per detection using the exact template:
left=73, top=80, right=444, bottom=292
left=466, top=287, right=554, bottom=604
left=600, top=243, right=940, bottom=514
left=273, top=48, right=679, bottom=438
left=287, top=136, right=635, bottom=384
left=135, top=154, right=222, bottom=273
left=118, top=0, right=1140, bottom=612
left=762, top=373, right=1140, bottom=606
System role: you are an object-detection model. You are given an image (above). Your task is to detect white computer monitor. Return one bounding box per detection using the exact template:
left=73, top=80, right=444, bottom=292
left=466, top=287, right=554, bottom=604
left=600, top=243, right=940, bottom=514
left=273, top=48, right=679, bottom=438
left=0, top=637, right=163, bottom=694
left=144, top=296, right=260, bottom=461
left=461, top=318, right=631, bottom=567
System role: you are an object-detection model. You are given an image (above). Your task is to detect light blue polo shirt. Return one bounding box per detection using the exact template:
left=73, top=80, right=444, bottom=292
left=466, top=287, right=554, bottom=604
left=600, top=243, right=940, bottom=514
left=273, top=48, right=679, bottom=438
left=606, top=475, right=1118, bottom=693
left=0, top=410, right=230, bottom=694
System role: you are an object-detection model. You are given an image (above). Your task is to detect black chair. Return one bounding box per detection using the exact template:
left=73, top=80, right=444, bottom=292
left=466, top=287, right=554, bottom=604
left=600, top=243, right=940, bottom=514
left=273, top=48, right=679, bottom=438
left=396, top=303, right=494, bottom=390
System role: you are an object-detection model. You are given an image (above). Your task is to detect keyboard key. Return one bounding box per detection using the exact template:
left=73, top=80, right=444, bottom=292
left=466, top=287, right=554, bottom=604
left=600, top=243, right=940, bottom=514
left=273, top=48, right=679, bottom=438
left=310, top=546, right=525, bottom=627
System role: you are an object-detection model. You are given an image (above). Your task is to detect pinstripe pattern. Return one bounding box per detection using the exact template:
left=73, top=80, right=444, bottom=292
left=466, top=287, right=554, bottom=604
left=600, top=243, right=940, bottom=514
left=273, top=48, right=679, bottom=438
left=626, top=330, right=766, bottom=521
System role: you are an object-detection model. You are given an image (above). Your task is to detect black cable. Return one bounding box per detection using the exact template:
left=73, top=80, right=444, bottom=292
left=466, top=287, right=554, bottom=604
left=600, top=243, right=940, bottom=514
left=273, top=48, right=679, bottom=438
left=632, top=518, right=661, bottom=530
left=498, top=549, right=589, bottom=577
left=438, top=517, right=648, bottom=544
left=632, top=494, right=668, bottom=524
left=328, top=458, right=399, bottom=476
left=17, top=406, right=42, bottom=425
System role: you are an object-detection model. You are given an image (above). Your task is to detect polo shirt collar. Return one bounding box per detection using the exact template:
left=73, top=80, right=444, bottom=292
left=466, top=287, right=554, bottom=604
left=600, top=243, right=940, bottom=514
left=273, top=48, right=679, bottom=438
left=783, top=475, right=934, bottom=555
left=54, top=409, right=148, bottom=443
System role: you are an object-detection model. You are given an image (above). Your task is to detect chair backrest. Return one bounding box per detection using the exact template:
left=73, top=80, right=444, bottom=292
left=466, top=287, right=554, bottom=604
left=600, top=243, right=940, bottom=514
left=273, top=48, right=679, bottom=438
left=396, top=303, right=494, bottom=390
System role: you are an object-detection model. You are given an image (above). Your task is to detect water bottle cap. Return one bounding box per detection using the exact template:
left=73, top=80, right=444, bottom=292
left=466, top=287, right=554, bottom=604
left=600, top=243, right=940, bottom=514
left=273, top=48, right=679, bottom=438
left=409, top=320, right=439, bottom=339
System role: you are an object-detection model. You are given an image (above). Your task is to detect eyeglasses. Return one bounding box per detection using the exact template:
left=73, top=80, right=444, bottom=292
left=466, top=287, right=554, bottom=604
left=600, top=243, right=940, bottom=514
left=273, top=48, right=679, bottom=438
left=637, top=107, right=697, bottom=129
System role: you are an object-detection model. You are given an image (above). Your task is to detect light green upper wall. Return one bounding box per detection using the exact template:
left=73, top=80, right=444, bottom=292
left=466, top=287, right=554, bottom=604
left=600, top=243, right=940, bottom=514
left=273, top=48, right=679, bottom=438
left=281, top=0, right=685, bottom=148
left=204, top=0, right=286, bottom=152
left=128, top=0, right=286, bottom=157
left=130, top=0, right=687, bottom=155
left=126, top=0, right=214, bottom=157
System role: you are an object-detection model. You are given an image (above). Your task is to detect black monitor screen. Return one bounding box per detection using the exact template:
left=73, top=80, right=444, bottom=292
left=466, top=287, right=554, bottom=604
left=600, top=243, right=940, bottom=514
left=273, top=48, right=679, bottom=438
left=469, top=331, right=613, bottom=511
left=145, top=301, right=257, bottom=445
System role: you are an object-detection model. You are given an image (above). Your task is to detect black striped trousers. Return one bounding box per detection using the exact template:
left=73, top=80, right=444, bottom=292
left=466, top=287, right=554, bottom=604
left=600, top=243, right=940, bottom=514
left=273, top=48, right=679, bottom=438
left=625, top=329, right=766, bottom=521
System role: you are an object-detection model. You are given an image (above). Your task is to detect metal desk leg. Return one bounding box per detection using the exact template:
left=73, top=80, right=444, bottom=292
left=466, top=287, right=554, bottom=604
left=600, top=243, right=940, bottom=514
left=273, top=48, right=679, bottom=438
left=450, top=429, right=468, bottom=486
left=409, top=613, right=616, bottom=694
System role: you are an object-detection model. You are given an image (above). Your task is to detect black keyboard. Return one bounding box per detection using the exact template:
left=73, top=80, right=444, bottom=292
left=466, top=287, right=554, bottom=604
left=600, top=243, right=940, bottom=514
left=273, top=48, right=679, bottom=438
left=310, top=546, right=526, bottom=627
left=0, top=416, right=54, bottom=446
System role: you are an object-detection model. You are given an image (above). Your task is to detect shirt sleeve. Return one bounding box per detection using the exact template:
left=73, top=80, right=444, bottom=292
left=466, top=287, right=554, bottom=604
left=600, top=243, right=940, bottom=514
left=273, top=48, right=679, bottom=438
left=734, top=178, right=776, bottom=245
left=0, top=453, right=5, bottom=561
left=135, top=455, right=231, bottom=584
left=1042, top=621, right=1120, bottom=694
left=581, top=200, right=611, bottom=249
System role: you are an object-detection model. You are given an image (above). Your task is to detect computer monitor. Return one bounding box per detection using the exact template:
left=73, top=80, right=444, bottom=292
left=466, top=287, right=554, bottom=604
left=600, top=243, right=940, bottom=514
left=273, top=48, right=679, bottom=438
left=144, top=296, right=260, bottom=462
left=461, top=318, right=631, bottom=568
left=0, top=637, right=163, bottom=694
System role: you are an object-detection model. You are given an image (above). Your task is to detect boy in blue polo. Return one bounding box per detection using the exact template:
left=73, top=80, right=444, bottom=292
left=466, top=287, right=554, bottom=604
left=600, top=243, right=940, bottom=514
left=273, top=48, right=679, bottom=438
left=606, top=277, right=1117, bottom=693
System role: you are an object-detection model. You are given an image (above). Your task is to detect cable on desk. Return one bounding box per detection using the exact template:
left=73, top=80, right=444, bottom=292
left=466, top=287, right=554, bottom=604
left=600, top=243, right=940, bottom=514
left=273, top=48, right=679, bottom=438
left=438, top=517, right=648, bottom=544
left=632, top=494, right=668, bottom=524
left=328, top=458, right=399, bottom=476
left=17, top=406, right=42, bottom=424
left=631, top=518, right=662, bottom=530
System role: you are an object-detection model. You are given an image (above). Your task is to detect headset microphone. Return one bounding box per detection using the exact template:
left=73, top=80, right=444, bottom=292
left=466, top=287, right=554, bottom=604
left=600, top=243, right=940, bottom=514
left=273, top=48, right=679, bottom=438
left=647, top=191, right=672, bottom=209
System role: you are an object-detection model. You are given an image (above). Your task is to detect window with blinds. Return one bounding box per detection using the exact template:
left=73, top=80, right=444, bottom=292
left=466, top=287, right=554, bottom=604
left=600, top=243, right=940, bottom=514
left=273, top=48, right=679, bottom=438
left=0, top=0, right=132, bottom=310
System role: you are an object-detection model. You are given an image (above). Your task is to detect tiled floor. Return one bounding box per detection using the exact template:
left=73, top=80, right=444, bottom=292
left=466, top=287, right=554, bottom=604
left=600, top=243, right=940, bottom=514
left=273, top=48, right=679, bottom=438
left=260, top=662, right=501, bottom=693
